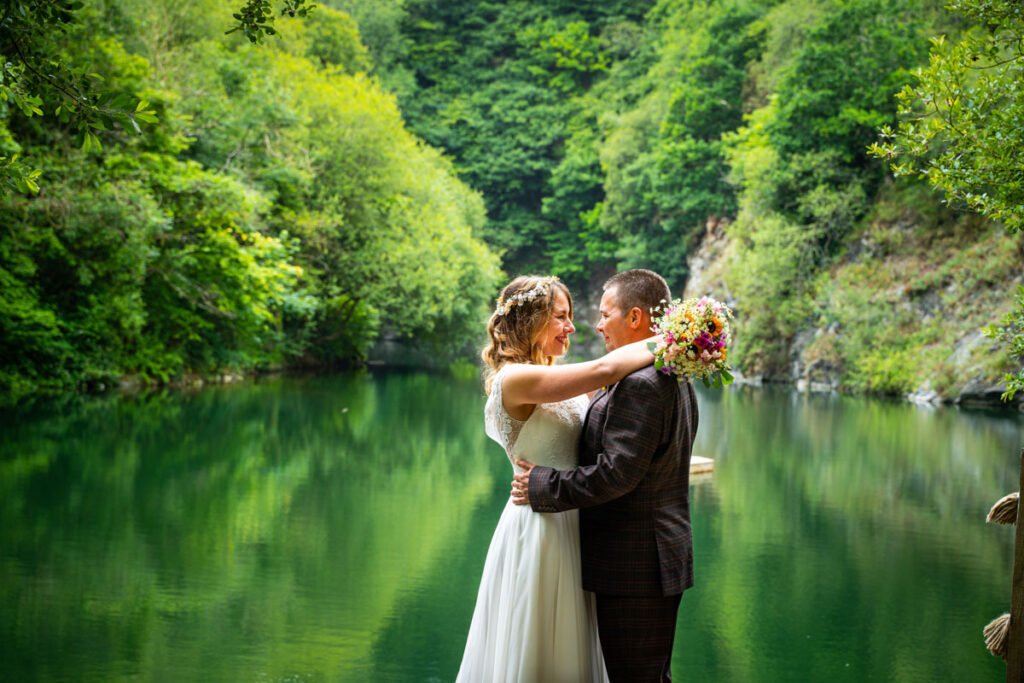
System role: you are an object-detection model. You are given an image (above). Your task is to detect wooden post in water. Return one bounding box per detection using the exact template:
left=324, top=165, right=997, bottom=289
left=1008, top=449, right=1024, bottom=683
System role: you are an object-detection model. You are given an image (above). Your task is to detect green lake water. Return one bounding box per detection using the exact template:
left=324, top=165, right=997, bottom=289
left=0, top=372, right=1021, bottom=682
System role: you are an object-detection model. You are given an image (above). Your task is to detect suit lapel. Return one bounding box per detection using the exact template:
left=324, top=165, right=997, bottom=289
left=583, top=387, right=606, bottom=426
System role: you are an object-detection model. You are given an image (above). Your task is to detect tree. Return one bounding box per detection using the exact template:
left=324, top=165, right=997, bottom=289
left=0, top=0, right=501, bottom=402
left=869, top=0, right=1024, bottom=398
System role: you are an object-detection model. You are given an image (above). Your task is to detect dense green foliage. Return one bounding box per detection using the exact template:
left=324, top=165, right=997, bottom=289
left=372, top=0, right=936, bottom=296
left=870, top=0, right=1024, bottom=398
left=358, top=0, right=1019, bottom=397
left=719, top=0, right=932, bottom=370
left=377, top=0, right=653, bottom=284
left=0, top=0, right=499, bottom=402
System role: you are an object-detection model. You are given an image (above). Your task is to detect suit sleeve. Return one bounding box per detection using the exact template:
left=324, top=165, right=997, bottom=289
left=529, top=372, right=667, bottom=513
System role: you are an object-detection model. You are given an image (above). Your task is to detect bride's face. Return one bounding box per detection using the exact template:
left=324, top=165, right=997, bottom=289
left=539, top=289, right=575, bottom=358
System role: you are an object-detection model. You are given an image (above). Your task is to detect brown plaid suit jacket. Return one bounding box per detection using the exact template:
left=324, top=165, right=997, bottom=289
left=529, top=363, right=699, bottom=597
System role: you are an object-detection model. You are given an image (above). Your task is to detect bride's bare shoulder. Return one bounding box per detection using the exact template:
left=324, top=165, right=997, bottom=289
left=500, top=362, right=544, bottom=387
left=489, top=363, right=531, bottom=391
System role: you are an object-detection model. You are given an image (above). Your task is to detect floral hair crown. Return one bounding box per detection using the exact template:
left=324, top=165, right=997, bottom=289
left=494, top=277, right=559, bottom=317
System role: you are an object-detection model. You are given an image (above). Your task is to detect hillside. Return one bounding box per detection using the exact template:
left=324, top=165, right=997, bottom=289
left=353, top=0, right=1023, bottom=404
left=685, top=181, right=1023, bottom=405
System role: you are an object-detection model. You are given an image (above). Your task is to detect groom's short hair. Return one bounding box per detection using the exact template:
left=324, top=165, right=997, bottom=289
left=604, top=269, right=671, bottom=317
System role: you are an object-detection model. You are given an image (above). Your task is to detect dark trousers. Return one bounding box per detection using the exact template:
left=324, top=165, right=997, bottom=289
left=595, top=592, right=683, bottom=683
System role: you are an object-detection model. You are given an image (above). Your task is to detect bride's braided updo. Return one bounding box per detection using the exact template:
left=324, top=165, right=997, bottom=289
left=482, top=275, right=573, bottom=392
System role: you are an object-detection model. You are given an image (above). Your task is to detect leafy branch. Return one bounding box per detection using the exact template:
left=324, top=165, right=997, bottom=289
left=227, top=0, right=318, bottom=44
left=0, top=0, right=156, bottom=194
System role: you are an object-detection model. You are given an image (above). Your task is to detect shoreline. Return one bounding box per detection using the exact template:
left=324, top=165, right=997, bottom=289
left=4, top=363, right=1022, bottom=414
left=730, top=372, right=1024, bottom=412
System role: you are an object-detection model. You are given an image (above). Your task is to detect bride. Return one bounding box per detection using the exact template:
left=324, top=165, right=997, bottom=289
left=456, top=275, right=653, bottom=683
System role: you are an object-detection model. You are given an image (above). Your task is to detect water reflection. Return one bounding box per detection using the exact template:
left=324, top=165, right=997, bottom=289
left=686, top=385, right=1021, bottom=682
left=0, top=374, right=500, bottom=682
left=0, top=378, right=1020, bottom=682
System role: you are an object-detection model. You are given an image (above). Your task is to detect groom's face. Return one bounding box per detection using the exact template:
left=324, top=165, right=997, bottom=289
left=596, top=287, right=630, bottom=351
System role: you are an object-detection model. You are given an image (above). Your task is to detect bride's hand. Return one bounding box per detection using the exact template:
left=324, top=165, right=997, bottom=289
left=510, top=460, right=535, bottom=505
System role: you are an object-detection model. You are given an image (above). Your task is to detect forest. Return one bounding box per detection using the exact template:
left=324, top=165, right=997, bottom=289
left=1, top=0, right=1022, bottom=404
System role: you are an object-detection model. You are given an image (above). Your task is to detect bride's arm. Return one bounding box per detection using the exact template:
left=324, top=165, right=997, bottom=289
left=502, top=339, right=654, bottom=408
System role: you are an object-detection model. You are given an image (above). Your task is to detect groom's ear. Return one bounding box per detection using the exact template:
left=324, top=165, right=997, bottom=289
left=627, top=306, right=645, bottom=329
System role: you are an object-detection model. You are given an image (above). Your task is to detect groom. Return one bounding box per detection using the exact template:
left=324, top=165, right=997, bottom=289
left=511, top=268, right=699, bottom=683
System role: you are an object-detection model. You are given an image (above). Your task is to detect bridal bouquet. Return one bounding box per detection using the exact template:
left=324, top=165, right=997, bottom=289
left=649, top=296, right=734, bottom=388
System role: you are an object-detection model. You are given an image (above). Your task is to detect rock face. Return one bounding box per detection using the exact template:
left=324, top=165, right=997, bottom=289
left=906, top=388, right=942, bottom=406
left=790, top=327, right=842, bottom=393
left=948, top=331, right=989, bottom=370
left=956, top=379, right=1022, bottom=409
left=683, top=217, right=735, bottom=307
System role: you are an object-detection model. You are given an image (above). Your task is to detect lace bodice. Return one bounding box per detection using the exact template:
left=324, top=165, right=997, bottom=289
left=484, top=365, right=589, bottom=472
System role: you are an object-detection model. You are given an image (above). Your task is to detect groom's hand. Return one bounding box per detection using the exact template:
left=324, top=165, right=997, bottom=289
left=511, top=460, right=535, bottom=506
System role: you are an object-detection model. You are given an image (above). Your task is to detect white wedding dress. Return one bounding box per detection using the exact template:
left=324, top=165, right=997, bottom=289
left=456, top=365, right=608, bottom=683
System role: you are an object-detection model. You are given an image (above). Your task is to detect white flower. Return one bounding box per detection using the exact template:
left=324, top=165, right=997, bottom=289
left=494, top=278, right=556, bottom=317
